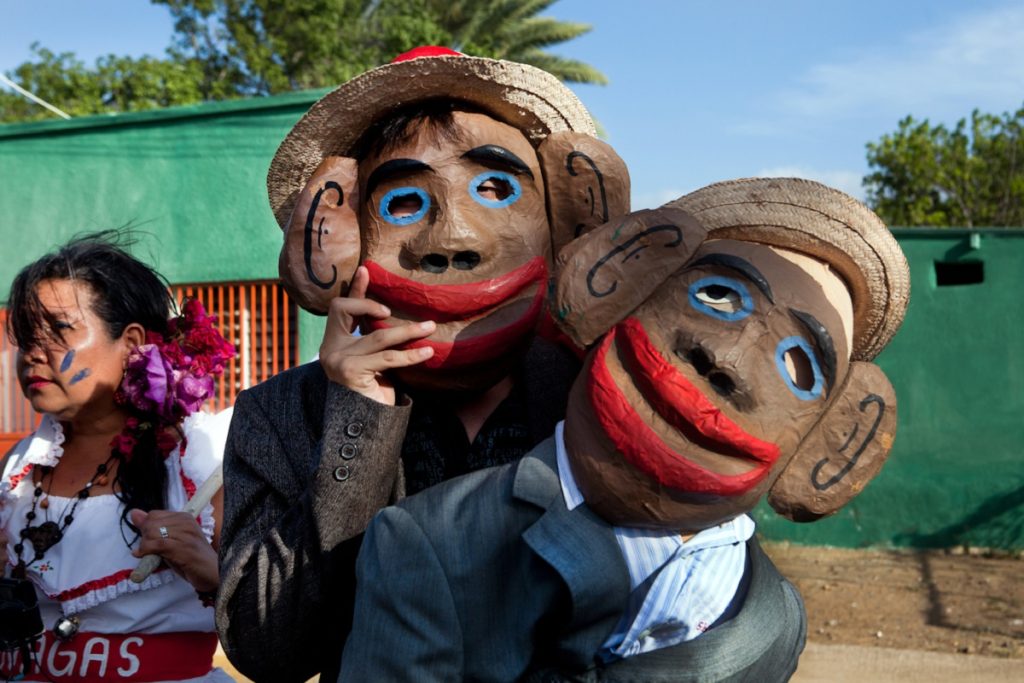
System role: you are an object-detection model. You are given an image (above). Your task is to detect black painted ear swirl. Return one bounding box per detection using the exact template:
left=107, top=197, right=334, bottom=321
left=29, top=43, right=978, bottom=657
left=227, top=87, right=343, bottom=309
left=769, top=362, right=898, bottom=522
left=537, top=132, right=631, bottom=254
left=551, top=207, right=707, bottom=348
left=567, top=151, right=609, bottom=235
left=279, top=156, right=362, bottom=314
left=585, top=223, right=683, bottom=298
left=302, top=181, right=343, bottom=290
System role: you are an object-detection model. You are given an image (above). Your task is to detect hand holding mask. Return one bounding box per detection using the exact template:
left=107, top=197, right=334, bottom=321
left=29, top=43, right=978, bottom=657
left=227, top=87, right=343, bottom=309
left=268, top=49, right=631, bottom=393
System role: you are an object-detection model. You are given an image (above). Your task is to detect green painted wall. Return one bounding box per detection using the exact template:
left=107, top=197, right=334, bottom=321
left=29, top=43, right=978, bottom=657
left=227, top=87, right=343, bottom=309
left=756, top=229, right=1024, bottom=549
left=0, top=91, right=329, bottom=359
left=3, top=102, right=1023, bottom=548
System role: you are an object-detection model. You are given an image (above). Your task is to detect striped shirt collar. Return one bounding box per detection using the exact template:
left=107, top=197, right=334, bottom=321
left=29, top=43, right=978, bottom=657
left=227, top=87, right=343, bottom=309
left=554, top=421, right=755, bottom=657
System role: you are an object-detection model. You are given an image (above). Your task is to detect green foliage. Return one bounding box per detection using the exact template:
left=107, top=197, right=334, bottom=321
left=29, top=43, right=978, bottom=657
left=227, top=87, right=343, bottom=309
left=865, top=105, right=1024, bottom=227
left=0, top=44, right=220, bottom=123
left=1, top=1, right=603, bottom=122
left=153, top=0, right=606, bottom=94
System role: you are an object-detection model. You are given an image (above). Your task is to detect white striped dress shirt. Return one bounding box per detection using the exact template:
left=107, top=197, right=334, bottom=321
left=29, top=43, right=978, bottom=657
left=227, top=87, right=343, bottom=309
left=554, top=421, right=754, bottom=659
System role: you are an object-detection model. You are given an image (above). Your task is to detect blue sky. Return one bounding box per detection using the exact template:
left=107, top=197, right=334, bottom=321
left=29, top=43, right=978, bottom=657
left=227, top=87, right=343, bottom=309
left=3, top=0, right=1023, bottom=207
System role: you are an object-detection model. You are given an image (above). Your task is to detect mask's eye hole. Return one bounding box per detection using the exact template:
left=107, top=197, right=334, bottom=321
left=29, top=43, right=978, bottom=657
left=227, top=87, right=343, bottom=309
left=469, top=171, right=521, bottom=208
left=379, top=187, right=430, bottom=225
left=688, top=276, right=753, bottom=321
left=775, top=336, right=824, bottom=400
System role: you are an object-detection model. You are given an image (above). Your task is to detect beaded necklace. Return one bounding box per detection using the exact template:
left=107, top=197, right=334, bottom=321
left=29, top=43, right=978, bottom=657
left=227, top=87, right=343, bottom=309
left=11, top=453, right=118, bottom=581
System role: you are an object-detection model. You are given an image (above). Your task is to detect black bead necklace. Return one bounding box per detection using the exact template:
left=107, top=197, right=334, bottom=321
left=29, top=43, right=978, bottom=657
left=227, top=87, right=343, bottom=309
left=11, top=453, right=118, bottom=580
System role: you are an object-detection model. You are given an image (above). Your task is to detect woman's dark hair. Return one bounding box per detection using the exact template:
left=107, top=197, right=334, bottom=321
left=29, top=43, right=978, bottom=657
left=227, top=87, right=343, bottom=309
left=6, top=230, right=174, bottom=542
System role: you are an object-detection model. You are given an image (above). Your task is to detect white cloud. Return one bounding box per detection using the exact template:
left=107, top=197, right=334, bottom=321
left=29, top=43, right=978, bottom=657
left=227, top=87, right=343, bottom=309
left=783, top=5, right=1024, bottom=121
left=755, top=167, right=865, bottom=200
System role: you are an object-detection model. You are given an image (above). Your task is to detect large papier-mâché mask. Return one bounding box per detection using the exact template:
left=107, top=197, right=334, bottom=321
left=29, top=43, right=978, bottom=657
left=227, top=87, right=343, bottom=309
left=555, top=213, right=897, bottom=531
left=279, top=110, right=630, bottom=391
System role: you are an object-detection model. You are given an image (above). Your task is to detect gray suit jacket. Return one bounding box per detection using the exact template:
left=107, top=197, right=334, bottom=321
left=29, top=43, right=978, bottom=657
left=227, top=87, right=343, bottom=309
left=340, top=439, right=806, bottom=682
left=217, top=340, right=578, bottom=682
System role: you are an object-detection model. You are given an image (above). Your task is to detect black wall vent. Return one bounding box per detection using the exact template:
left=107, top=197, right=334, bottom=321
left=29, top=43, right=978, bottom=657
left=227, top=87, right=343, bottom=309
left=935, top=261, right=984, bottom=286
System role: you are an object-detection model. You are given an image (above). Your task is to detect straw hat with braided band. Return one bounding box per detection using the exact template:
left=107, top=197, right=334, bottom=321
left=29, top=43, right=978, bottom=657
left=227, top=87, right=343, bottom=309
left=269, top=47, right=630, bottom=319
left=268, top=47, right=598, bottom=230
left=666, top=177, right=909, bottom=362
left=551, top=178, right=908, bottom=524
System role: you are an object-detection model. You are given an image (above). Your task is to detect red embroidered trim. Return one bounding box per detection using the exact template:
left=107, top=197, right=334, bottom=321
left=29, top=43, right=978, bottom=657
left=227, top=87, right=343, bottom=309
left=8, top=463, right=33, bottom=489
left=49, top=566, right=169, bottom=603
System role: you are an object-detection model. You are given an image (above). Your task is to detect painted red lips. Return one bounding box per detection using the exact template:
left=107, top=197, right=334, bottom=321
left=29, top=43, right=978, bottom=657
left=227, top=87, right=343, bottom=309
left=588, top=316, right=781, bottom=496
left=362, top=257, right=548, bottom=369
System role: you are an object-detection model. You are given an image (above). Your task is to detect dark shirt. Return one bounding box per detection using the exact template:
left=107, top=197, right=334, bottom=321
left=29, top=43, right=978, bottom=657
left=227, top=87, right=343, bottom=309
left=400, top=377, right=532, bottom=494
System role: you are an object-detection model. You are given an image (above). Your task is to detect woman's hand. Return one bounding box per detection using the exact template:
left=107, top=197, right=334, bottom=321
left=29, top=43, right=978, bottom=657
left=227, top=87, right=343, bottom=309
left=129, top=509, right=218, bottom=592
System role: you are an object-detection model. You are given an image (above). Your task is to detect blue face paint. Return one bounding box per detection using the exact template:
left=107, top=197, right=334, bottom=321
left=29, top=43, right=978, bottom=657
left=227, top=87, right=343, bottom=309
left=379, top=187, right=430, bottom=225
left=688, top=276, right=754, bottom=321
left=60, top=349, right=75, bottom=373
left=69, top=368, right=91, bottom=385
left=468, top=172, right=522, bottom=208
left=774, top=336, right=824, bottom=400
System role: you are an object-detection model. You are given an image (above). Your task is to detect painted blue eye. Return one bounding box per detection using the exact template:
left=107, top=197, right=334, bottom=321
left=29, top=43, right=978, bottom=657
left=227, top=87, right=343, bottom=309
left=775, top=336, right=825, bottom=400
left=468, top=171, right=522, bottom=208
left=379, top=187, right=430, bottom=225
left=688, top=276, right=754, bottom=321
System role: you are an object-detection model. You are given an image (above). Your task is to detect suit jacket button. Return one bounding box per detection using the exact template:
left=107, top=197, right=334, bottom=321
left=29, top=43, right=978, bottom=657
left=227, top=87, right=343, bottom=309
left=333, top=465, right=351, bottom=482
left=340, top=443, right=357, bottom=460
left=345, top=422, right=364, bottom=438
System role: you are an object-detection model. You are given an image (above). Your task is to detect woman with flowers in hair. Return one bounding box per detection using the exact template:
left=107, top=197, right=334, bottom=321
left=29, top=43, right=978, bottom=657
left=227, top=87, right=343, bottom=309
left=0, top=232, right=236, bottom=682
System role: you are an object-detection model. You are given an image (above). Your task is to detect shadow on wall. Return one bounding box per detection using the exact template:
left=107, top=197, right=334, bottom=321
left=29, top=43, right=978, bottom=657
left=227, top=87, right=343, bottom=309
left=895, top=483, right=1024, bottom=550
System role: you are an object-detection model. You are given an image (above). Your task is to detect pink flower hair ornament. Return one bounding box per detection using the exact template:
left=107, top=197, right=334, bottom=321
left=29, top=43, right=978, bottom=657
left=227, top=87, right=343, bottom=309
left=114, top=299, right=236, bottom=460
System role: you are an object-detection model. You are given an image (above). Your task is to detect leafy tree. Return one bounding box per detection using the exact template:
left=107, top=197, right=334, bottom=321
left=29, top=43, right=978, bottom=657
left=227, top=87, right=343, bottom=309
left=0, top=44, right=225, bottom=123
left=426, top=0, right=606, bottom=84
left=865, top=106, right=1024, bottom=227
left=2, top=0, right=603, bottom=122
left=154, top=0, right=606, bottom=95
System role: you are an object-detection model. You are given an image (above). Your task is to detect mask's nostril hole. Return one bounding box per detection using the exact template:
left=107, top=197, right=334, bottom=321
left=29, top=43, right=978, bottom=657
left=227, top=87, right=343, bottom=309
left=420, top=254, right=448, bottom=274
left=451, top=251, right=481, bottom=271
left=685, top=348, right=714, bottom=376
left=708, top=371, right=736, bottom=396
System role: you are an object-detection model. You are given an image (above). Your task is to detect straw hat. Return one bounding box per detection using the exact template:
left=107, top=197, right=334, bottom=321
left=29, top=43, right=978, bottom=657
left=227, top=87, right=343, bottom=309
left=667, top=177, right=910, bottom=361
left=267, top=46, right=596, bottom=229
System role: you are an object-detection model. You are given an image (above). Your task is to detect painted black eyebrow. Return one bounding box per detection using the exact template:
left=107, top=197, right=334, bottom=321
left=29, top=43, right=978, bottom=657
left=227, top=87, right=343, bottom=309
left=691, top=253, right=774, bottom=304
left=461, top=145, right=535, bottom=179
left=365, top=158, right=432, bottom=195
left=790, top=308, right=837, bottom=390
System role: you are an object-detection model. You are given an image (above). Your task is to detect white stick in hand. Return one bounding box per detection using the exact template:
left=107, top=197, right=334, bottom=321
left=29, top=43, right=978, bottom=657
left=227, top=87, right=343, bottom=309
left=129, top=465, right=223, bottom=583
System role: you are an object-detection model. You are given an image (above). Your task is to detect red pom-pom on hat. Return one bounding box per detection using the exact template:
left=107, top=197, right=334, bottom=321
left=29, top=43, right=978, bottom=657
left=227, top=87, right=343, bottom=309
left=391, top=46, right=463, bottom=63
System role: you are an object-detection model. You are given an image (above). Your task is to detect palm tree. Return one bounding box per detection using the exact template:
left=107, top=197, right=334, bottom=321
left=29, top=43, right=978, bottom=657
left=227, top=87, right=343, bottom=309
left=426, top=0, right=607, bottom=85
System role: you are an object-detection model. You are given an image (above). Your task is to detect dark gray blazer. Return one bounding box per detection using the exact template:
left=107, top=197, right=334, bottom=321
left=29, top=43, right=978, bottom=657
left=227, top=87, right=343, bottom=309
left=339, top=439, right=807, bottom=682
left=217, top=340, right=578, bottom=682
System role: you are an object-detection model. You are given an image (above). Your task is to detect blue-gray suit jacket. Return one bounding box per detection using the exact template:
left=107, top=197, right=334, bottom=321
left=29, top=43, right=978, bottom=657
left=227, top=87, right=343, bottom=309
left=339, top=438, right=806, bottom=682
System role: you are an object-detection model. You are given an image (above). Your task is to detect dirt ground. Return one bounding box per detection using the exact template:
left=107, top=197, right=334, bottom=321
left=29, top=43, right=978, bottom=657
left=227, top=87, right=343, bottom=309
left=763, top=542, right=1024, bottom=659
left=214, top=543, right=1024, bottom=681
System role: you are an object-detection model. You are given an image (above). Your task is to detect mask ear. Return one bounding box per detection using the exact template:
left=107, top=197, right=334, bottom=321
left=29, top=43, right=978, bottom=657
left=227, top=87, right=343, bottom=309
left=537, top=132, right=631, bottom=254
left=279, top=156, right=361, bottom=314
left=769, top=361, right=898, bottom=522
left=552, top=207, right=707, bottom=348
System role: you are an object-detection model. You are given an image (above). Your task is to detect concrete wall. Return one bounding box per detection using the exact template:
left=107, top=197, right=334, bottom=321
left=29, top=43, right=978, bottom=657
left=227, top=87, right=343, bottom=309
left=3, top=101, right=1022, bottom=548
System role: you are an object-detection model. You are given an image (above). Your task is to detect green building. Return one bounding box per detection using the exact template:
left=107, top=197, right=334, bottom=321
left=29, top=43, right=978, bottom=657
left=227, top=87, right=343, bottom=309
left=2, top=97, right=1022, bottom=550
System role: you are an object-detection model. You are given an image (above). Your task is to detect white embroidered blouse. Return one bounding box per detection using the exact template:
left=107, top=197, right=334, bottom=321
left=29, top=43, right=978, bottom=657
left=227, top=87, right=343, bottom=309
left=1, top=411, right=230, bottom=633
